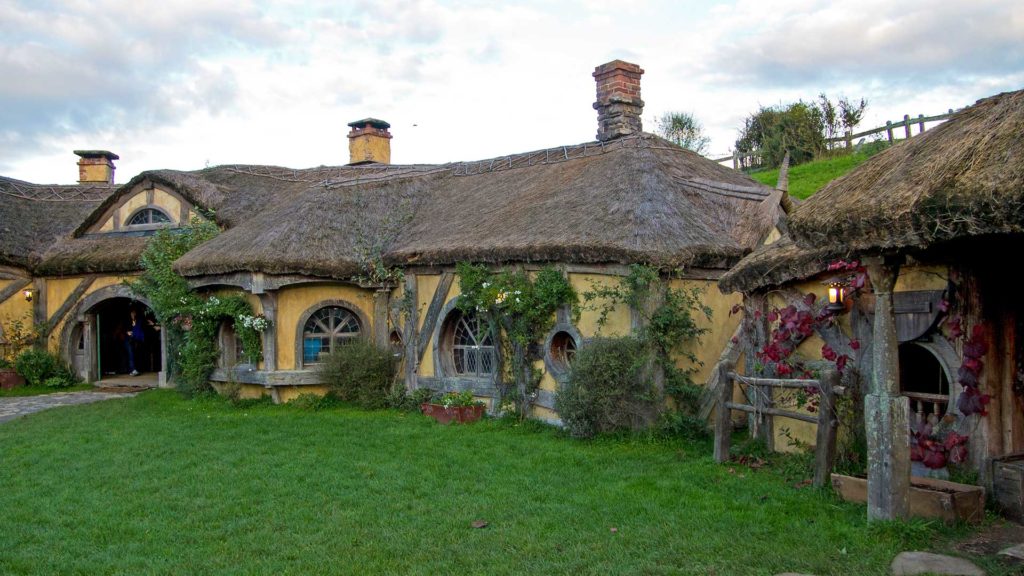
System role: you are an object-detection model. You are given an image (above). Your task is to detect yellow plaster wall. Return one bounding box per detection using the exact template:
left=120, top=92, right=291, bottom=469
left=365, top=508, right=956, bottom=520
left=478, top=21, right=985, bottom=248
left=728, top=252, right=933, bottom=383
left=895, top=265, right=948, bottom=292
left=80, top=163, right=111, bottom=183
left=673, top=279, right=743, bottom=385
left=278, top=385, right=330, bottom=403
left=275, top=284, right=376, bottom=370
left=96, top=187, right=185, bottom=231
left=0, top=280, right=33, bottom=324
left=571, top=273, right=630, bottom=337
left=44, top=275, right=137, bottom=350
left=414, top=274, right=463, bottom=378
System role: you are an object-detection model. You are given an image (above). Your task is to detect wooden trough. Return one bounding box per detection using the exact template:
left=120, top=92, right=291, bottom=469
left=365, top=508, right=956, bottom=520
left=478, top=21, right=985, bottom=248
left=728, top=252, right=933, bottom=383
left=830, top=473, right=985, bottom=525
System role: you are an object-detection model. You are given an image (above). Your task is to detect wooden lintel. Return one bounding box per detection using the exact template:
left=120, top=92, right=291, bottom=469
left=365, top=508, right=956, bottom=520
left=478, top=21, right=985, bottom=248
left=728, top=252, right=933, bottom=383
left=417, top=271, right=454, bottom=362
left=0, top=278, right=32, bottom=307
left=44, top=276, right=97, bottom=336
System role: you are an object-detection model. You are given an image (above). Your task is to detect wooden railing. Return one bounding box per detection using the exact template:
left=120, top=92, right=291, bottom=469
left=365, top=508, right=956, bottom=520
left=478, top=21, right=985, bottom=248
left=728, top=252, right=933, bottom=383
left=712, top=109, right=958, bottom=169
left=713, top=362, right=841, bottom=487
left=905, top=391, right=949, bottom=430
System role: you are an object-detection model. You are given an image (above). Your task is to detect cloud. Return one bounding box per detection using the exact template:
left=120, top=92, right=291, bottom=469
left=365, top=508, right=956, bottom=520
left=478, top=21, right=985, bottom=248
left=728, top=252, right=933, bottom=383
left=0, top=0, right=281, bottom=168
left=696, top=0, right=1024, bottom=88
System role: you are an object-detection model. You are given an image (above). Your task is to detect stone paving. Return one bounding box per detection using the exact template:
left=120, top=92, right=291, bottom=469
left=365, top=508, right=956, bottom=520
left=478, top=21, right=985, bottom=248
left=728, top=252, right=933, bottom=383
left=0, top=390, right=139, bottom=424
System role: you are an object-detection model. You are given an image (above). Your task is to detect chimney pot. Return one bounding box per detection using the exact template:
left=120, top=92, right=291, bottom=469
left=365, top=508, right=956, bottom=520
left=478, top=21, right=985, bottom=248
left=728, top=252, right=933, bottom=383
left=592, top=60, right=645, bottom=141
left=347, top=118, right=392, bottom=165
left=74, top=150, right=119, bottom=184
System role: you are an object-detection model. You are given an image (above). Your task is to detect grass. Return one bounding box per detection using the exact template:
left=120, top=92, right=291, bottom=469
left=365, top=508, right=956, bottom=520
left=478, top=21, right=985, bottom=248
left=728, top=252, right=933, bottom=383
left=0, top=382, right=94, bottom=397
left=748, top=141, right=890, bottom=199
left=0, top=390, right=1008, bottom=575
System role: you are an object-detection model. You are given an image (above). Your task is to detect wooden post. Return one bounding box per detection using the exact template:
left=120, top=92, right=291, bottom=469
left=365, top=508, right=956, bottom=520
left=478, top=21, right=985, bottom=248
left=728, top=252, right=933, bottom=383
left=845, top=130, right=852, bottom=150
left=403, top=274, right=418, bottom=391
left=813, top=369, right=841, bottom=487
left=903, top=115, right=912, bottom=139
left=732, top=154, right=739, bottom=170
left=862, top=255, right=910, bottom=521
left=917, top=114, right=925, bottom=134
left=373, top=289, right=390, bottom=349
left=714, top=361, right=735, bottom=463
left=886, top=121, right=894, bottom=144
left=257, top=292, right=278, bottom=371
left=744, top=294, right=773, bottom=450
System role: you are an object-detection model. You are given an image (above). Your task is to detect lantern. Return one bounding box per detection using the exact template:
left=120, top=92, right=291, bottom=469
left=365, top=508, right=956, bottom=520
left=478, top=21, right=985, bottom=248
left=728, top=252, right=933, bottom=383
left=825, top=277, right=846, bottom=313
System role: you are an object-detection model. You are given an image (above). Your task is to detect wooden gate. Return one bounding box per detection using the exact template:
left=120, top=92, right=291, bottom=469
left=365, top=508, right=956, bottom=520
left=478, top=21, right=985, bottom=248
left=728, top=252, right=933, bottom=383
left=713, top=362, right=841, bottom=487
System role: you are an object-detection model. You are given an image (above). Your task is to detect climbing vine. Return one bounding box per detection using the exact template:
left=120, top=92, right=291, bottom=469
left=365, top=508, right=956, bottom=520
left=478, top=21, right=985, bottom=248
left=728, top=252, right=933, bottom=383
left=456, top=263, right=577, bottom=419
left=583, top=264, right=712, bottom=435
left=128, top=218, right=269, bottom=396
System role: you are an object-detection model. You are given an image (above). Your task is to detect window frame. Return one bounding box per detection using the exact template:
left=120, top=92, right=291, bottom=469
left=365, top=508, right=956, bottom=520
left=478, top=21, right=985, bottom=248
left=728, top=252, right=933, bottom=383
left=438, top=306, right=496, bottom=378
left=294, top=300, right=369, bottom=369
left=124, top=206, right=175, bottom=231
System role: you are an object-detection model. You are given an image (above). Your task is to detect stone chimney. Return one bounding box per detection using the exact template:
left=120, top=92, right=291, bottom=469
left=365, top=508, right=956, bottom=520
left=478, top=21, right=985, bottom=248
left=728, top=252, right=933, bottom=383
left=74, top=150, right=119, bottom=184
left=592, top=60, right=644, bottom=141
left=347, top=118, right=392, bottom=165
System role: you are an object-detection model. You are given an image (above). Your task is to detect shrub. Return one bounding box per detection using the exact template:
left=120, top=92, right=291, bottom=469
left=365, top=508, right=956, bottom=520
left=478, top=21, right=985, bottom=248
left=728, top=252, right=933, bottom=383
left=14, top=349, right=60, bottom=387
left=44, top=375, right=73, bottom=388
left=0, top=358, right=12, bottom=369
left=385, top=386, right=433, bottom=412
left=555, top=336, right=654, bottom=439
left=317, top=339, right=396, bottom=409
left=289, top=392, right=341, bottom=411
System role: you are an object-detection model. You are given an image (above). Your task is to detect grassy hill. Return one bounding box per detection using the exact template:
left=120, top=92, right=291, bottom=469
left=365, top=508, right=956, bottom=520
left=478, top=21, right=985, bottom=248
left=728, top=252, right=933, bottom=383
left=747, top=141, right=889, bottom=199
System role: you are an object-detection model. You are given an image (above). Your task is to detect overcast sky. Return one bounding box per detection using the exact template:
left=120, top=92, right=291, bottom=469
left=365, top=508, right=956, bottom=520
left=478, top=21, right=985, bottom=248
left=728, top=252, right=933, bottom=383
left=2, top=0, right=1022, bottom=184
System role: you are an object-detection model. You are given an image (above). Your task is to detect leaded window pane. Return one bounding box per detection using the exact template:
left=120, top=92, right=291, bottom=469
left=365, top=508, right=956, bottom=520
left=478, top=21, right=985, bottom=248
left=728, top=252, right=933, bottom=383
left=302, top=306, right=361, bottom=364
left=127, top=208, right=171, bottom=226
left=450, top=310, right=494, bottom=377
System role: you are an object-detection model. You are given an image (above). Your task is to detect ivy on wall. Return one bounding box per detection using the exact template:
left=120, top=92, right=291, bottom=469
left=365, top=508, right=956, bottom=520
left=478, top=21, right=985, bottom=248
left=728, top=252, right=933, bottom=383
left=128, top=218, right=268, bottom=395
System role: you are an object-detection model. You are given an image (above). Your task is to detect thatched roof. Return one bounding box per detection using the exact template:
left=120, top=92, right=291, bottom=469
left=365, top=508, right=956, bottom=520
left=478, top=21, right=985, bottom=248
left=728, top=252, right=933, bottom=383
left=0, top=176, right=111, bottom=270
left=174, top=134, right=780, bottom=279
left=720, top=88, right=1024, bottom=294
left=5, top=134, right=780, bottom=280
left=789, top=89, right=1024, bottom=253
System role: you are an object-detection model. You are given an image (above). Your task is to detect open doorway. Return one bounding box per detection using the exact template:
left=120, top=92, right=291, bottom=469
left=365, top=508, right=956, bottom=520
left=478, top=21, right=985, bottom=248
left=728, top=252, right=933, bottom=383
left=92, top=298, right=162, bottom=385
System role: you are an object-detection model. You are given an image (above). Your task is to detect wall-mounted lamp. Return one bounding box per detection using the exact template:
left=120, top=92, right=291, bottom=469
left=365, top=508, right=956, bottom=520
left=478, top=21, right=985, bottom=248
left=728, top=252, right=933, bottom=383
left=22, top=288, right=37, bottom=303
left=824, top=277, right=846, bottom=313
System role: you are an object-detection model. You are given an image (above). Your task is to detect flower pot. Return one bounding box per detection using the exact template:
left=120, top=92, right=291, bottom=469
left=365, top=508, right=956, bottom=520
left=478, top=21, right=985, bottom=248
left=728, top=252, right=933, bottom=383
left=830, top=473, right=985, bottom=525
left=0, top=367, right=25, bottom=390
left=421, top=403, right=485, bottom=425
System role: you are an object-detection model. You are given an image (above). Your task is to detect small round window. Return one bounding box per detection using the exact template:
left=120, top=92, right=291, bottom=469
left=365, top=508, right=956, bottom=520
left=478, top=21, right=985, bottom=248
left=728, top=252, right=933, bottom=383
left=549, top=331, right=577, bottom=373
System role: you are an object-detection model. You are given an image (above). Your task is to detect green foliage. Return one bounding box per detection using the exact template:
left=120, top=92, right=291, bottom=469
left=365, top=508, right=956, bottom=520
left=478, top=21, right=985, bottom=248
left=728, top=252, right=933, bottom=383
left=456, top=263, right=577, bottom=418
left=385, top=386, right=434, bottom=412
left=581, top=264, right=711, bottom=437
left=748, top=140, right=890, bottom=199
left=736, top=101, right=826, bottom=168
left=555, top=336, right=653, bottom=439
left=437, top=390, right=484, bottom=408
left=287, top=392, right=341, bottom=411
left=128, top=218, right=266, bottom=396
left=655, top=111, right=710, bottom=154
left=43, top=375, right=73, bottom=389
left=0, top=313, right=48, bottom=364
left=14, top=349, right=60, bottom=387
left=316, top=339, right=396, bottom=409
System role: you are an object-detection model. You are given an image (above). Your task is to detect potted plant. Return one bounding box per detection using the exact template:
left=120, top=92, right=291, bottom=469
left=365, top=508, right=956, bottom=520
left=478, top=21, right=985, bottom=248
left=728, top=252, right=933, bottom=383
left=0, top=358, right=25, bottom=390
left=421, top=391, right=486, bottom=424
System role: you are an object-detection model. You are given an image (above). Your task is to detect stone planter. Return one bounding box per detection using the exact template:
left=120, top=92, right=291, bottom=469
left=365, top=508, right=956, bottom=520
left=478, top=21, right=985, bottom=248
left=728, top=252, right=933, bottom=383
left=421, top=403, right=485, bottom=425
left=0, top=368, right=25, bottom=390
left=830, top=473, right=985, bottom=525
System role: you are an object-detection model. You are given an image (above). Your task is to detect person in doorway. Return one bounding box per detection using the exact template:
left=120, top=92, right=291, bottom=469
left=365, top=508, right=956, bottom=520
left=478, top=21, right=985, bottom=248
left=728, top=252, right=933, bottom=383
left=126, top=309, right=145, bottom=376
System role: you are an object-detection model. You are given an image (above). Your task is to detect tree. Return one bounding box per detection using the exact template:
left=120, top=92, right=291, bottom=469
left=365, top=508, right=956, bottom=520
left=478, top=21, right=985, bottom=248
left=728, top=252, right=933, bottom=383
left=655, top=111, right=711, bottom=155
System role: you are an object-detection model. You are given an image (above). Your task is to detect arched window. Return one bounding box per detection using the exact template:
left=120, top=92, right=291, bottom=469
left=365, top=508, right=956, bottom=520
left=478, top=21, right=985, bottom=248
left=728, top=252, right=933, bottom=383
left=442, top=309, right=495, bottom=377
left=127, top=207, right=172, bottom=226
left=302, top=306, right=362, bottom=364
left=899, top=342, right=952, bottom=429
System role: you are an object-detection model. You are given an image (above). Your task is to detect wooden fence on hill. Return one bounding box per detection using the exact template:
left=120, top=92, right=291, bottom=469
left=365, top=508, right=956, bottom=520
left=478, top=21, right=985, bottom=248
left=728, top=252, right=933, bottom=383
left=713, top=108, right=958, bottom=170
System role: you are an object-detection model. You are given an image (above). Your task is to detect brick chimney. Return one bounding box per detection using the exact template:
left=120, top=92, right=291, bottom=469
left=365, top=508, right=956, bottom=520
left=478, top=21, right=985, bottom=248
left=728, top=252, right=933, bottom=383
left=347, top=118, right=392, bottom=165
left=74, top=150, right=119, bottom=184
left=592, top=60, right=644, bottom=141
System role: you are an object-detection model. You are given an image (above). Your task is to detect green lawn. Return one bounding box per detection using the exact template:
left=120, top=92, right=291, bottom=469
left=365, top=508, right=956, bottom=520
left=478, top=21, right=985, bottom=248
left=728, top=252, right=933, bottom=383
left=0, top=391, right=1003, bottom=575
left=748, top=142, right=889, bottom=199
left=0, top=383, right=94, bottom=397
